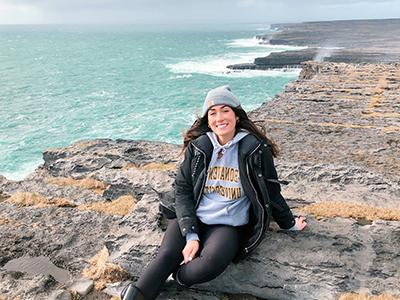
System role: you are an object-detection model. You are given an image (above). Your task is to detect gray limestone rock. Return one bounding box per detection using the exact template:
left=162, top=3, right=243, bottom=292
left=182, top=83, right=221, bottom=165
left=67, top=278, right=94, bottom=296
left=108, top=210, right=400, bottom=300
left=1, top=60, right=399, bottom=299
left=48, top=290, right=72, bottom=300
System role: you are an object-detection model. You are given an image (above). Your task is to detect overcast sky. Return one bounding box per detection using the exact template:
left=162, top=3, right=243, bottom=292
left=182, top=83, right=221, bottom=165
left=0, top=0, right=399, bottom=25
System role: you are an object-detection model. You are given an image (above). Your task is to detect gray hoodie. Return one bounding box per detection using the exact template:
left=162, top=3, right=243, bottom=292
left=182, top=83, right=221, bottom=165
left=186, top=131, right=250, bottom=242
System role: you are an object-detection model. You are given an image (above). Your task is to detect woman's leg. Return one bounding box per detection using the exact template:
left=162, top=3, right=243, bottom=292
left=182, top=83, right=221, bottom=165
left=175, top=224, right=240, bottom=286
left=135, top=218, right=185, bottom=300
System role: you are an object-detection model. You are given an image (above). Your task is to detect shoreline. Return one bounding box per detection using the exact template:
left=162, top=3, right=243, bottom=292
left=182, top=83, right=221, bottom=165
left=0, top=27, right=303, bottom=182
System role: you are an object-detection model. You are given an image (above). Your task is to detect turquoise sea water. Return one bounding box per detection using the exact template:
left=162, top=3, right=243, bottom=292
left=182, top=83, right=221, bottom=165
left=0, top=24, right=303, bottom=180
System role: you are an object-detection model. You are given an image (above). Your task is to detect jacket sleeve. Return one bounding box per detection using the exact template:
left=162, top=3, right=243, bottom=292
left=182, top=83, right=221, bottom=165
left=260, top=143, right=295, bottom=229
left=174, top=143, right=199, bottom=237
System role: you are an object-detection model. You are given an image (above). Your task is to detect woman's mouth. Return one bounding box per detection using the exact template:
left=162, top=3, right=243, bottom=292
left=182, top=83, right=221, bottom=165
left=216, top=123, right=228, bottom=129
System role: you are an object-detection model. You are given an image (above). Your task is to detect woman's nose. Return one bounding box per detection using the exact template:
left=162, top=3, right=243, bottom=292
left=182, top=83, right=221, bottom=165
left=215, top=112, right=224, bottom=120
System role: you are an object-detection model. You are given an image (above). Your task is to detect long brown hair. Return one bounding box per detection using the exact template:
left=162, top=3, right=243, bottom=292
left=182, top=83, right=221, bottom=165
left=182, top=106, right=280, bottom=157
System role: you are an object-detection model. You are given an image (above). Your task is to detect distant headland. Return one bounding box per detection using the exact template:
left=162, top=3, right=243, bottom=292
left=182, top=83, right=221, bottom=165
left=228, top=18, right=400, bottom=70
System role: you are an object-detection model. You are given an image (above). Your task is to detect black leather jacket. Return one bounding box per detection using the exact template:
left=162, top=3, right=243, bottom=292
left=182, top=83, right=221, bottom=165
left=172, top=133, right=295, bottom=260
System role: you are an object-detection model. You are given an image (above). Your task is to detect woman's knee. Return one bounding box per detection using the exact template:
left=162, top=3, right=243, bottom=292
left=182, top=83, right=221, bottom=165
left=198, top=252, right=229, bottom=269
left=156, top=247, right=182, bottom=264
left=176, top=255, right=230, bottom=286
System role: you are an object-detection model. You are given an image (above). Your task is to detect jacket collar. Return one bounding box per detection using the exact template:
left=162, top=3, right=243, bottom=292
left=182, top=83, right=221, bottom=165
left=191, top=134, right=213, bottom=154
left=238, top=134, right=261, bottom=157
left=192, top=132, right=261, bottom=157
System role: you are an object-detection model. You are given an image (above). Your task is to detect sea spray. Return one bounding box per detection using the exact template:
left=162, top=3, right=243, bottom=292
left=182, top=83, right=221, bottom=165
left=314, top=46, right=344, bottom=62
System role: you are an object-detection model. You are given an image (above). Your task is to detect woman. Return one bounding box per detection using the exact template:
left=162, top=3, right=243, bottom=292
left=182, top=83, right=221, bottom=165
left=122, top=85, right=307, bottom=300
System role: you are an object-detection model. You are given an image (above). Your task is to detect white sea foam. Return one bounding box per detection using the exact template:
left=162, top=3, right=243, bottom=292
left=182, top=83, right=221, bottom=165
left=167, top=56, right=301, bottom=77
left=2, top=159, right=43, bottom=181
left=167, top=35, right=306, bottom=78
left=227, top=68, right=301, bottom=78
left=166, top=48, right=302, bottom=78
left=169, top=74, right=193, bottom=80
left=227, top=37, right=268, bottom=48
left=227, top=38, right=307, bottom=50
left=90, top=90, right=114, bottom=98
left=255, top=27, right=272, bottom=31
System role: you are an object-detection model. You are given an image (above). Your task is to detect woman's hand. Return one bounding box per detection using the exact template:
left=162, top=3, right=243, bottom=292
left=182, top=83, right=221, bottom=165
left=182, top=240, right=199, bottom=264
left=294, top=216, right=307, bottom=230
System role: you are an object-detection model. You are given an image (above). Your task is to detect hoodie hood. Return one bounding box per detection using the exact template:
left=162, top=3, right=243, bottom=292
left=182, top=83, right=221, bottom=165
left=206, top=131, right=248, bottom=153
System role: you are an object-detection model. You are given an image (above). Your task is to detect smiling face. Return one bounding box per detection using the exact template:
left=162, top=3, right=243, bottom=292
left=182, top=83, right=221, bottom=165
left=207, top=105, right=238, bottom=145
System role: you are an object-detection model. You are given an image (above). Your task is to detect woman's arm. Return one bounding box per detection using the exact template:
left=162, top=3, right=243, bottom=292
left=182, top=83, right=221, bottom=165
left=175, top=144, right=202, bottom=262
left=174, top=144, right=200, bottom=237
left=260, top=143, right=299, bottom=229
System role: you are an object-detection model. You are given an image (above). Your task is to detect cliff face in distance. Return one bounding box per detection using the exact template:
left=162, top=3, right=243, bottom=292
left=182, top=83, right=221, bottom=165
left=228, top=18, right=400, bottom=70
left=267, top=19, right=400, bottom=50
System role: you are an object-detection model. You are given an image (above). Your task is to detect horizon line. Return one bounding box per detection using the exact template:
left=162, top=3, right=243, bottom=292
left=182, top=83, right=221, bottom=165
left=0, top=17, right=399, bottom=26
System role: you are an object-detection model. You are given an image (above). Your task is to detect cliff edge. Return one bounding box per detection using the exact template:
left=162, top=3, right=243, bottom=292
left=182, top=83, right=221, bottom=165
left=0, top=62, right=399, bottom=300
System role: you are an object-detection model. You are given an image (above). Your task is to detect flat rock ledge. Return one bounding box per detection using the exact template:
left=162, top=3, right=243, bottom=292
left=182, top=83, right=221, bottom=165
left=1, top=62, right=400, bottom=300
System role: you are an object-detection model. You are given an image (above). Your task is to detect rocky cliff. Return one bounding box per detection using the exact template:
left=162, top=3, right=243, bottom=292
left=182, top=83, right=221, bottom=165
left=228, top=19, right=400, bottom=70
left=1, top=62, right=399, bottom=300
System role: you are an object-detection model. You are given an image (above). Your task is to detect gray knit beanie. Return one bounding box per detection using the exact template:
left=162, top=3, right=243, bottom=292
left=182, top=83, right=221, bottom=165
left=202, top=85, right=241, bottom=117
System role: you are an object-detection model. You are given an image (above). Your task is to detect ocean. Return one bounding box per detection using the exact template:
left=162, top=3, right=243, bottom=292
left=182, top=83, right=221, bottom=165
left=0, top=24, right=303, bottom=180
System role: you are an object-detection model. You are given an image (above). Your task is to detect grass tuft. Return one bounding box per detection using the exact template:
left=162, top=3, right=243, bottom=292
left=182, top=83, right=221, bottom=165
left=47, top=177, right=109, bottom=194
left=6, top=192, right=75, bottom=208
left=77, top=195, right=135, bottom=216
left=82, top=247, right=130, bottom=290
left=301, top=201, right=400, bottom=221
left=124, top=162, right=176, bottom=171
left=339, top=293, right=400, bottom=300
left=5, top=191, right=134, bottom=217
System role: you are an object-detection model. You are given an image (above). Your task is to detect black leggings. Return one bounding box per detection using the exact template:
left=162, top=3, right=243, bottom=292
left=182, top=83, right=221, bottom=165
left=136, top=219, right=241, bottom=300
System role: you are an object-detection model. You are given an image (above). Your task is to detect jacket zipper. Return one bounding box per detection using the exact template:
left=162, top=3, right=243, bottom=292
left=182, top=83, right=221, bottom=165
left=192, top=143, right=208, bottom=209
left=244, top=143, right=265, bottom=254
left=191, top=153, right=201, bottom=177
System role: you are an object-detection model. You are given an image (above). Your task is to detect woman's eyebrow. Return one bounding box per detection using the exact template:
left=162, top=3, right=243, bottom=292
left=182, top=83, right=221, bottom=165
left=209, top=105, right=228, bottom=112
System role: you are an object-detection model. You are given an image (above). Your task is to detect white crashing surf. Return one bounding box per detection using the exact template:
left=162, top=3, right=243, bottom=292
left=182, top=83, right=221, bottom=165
left=227, top=38, right=307, bottom=50
left=169, top=74, right=193, bottom=80
left=2, top=159, right=43, bottom=181
left=166, top=37, right=306, bottom=78
left=166, top=52, right=301, bottom=78
left=167, top=57, right=301, bottom=78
